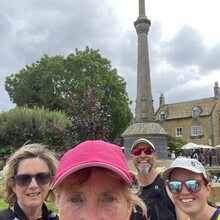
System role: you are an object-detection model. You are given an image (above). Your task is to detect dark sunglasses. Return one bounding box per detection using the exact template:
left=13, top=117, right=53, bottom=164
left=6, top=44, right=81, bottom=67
left=132, top=147, right=154, bottom=156
left=13, top=172, right=52, bottom=187
left=167, top=179, right=206, bottom=194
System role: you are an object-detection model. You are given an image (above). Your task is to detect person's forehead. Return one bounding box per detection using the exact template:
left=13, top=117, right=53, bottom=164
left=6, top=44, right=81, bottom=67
left=18, top=158, right=49, bottom=171
left=134, top=142, right=153, bottom=149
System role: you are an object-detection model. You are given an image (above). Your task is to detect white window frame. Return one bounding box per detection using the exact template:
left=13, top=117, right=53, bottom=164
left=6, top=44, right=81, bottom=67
left=191, top=125, right=202, bottom=136
left=176, top=127, right=183, bottom=137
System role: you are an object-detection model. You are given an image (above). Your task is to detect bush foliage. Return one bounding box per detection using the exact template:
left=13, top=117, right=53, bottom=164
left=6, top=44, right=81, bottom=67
left=167, top=135, right=185, bottom=155
left=0, top=107, right=69, bottom=155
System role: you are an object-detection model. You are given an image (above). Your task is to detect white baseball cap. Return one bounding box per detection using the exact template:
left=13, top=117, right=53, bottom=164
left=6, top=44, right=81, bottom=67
left=162, top=158, right=207, bottom=180
left=131, top=138, right=155, bottom=151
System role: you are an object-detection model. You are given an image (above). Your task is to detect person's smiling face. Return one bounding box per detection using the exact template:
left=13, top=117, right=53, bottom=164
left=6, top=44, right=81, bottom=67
left=130, top=142, right=157, bottom=175
left=169, top=168, right=211, bottom=217
left=12, top=158, right=51, bottom=213
left=57, top=168, right=132, bottom=220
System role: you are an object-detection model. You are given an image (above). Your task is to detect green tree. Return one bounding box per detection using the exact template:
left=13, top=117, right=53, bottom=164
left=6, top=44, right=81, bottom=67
left=0, top=107, right=68, bottom=154
left=5, top=55, right=67, bottom=110
left=167, top=135, right=185, bottom=155
left=5, top=47, right=133, bottom=140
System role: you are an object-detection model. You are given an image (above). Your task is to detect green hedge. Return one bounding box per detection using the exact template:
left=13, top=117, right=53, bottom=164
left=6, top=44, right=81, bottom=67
left=0, top=107, right=69, bottom=155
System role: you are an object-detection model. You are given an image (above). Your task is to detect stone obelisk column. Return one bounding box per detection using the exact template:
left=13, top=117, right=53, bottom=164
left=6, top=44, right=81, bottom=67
left=122, top=0, right=167, bottom=159
left=135, top=0, right=154, bottom=122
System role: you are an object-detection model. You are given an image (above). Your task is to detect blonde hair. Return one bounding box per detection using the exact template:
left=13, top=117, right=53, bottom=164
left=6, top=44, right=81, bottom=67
left=1, top=143, right=59, bottom=206
left=55, top=167, right=147, bottom=218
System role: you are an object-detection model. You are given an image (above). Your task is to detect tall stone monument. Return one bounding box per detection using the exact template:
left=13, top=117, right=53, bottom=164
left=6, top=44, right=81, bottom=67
left=122, top=0, right=167, bottom=159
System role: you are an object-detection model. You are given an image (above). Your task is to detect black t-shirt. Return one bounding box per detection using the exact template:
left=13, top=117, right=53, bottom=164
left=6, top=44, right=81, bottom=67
left=130, top=174, right=176, bottom=220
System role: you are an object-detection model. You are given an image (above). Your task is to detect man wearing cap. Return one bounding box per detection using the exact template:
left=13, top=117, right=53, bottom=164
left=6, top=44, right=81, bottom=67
left=129, top=138, right=187, bottom=220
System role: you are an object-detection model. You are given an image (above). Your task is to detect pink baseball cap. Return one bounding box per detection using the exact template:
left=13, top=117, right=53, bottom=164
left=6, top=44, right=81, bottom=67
left=52, top=140, right=132, bottom=189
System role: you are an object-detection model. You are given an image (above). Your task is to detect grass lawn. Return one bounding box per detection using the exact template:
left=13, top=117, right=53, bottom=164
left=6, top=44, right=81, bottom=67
left=0, top=179, right=7, bottom=210
left=0, top=179, right=57, bottom=212
left=0, top=198, right=8, bottom=210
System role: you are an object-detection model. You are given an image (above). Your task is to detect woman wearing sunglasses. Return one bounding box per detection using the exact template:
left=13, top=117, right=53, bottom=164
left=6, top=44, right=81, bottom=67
left=0, top=144, right=59, bottom=220
left=162, top=158, right=220, bottom=220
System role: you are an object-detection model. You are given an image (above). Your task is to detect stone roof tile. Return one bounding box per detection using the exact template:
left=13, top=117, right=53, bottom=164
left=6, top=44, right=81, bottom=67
left=155, top=97, right=217, bottom=120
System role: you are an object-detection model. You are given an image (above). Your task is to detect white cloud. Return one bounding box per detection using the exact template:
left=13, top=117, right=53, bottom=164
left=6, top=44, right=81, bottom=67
left=1, top=0, right=220, bottom=115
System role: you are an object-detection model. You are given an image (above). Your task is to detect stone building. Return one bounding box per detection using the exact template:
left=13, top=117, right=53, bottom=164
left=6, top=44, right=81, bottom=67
left=155, top=82, right=220, bottom=146
left=155, top=82, right=220, bottom=163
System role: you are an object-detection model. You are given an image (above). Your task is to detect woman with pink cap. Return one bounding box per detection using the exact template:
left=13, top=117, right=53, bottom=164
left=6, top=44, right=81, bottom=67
left=52, top=140, right=147, bottom=220
left=162, top=158, right=220, bottom=220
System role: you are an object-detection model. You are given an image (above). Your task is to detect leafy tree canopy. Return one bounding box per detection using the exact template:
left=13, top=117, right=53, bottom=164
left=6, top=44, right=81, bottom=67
left=5, top=47, right=133, bottom=140
left=167, top=135, right=185, bottom=155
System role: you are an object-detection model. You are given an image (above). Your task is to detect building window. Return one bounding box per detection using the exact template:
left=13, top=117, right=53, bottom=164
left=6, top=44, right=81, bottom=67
left=191, top=126, right=202, bottom=136
left=176, top=127, right=182, bottom=137
left=192, top=107, right=200, bottom=119
left=160, top=111, right=165, bottom=121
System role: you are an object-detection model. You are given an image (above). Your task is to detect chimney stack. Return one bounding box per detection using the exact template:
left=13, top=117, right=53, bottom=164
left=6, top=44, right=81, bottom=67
left=159, top=93, right=165, bottom=107
left=214, top=81, right=219, bottom=99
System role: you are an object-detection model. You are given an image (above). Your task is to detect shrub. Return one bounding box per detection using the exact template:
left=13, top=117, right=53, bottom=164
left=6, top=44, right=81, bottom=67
left=0, top=107, right=69, bottom=155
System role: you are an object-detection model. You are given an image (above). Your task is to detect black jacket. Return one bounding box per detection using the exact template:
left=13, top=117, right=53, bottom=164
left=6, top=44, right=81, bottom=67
left=0, top=202, right=59, bottom=220
left=130, top=174, right=176, bottom=220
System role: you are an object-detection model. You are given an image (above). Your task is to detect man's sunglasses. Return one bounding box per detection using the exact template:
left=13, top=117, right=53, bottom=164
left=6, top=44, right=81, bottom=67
left=132, top=147, right=154, bottom=156
left=167, top=179, right=206, bottom=194
left=13, top=172, right=52, bottom=187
